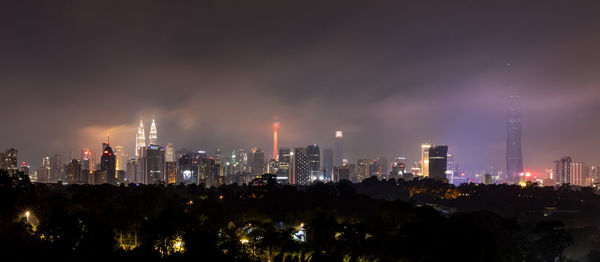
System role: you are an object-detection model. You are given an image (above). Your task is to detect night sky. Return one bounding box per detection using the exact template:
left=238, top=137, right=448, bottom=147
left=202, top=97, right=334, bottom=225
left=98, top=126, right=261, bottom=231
left=2, top=0, right=600, bottom=174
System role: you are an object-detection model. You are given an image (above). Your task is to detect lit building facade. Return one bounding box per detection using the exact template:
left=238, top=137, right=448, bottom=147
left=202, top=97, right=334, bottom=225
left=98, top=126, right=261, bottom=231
left=293, top=147, right=310, bottom=185
left=144, top=145, right=165, bottom=184
left=554, top=157, right=572, bottom=185
left=334, top=131, right=343, bottom=167
left=307, top=144, right=320, bottom=181
left=101, top=144, right=116, bottom=185
left=420, top=144, right=431, bottom=177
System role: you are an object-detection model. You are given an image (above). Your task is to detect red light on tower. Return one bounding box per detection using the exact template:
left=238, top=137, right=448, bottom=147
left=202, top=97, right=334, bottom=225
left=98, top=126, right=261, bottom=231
left=273, top=120, right=280, bottom=161
left=525, top=172, right=531, bottom=177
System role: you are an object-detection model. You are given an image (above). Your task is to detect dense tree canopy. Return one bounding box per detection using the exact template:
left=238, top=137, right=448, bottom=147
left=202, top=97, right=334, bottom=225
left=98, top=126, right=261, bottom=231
left=0, top=170, right=596, bottom=261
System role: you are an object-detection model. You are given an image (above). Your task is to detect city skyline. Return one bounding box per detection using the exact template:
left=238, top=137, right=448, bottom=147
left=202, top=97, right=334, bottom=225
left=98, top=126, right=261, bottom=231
left=3, top=1, right=600, bottom=175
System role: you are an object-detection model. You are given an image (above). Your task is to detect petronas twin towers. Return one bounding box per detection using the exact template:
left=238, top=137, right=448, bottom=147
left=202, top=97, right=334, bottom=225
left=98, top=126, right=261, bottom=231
left=135, top=118, right=158, bottom=157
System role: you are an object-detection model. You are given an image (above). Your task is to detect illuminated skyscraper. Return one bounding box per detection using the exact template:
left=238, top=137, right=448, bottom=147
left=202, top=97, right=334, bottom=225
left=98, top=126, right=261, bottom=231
left=165, top=143, right=175, bottom=162
left=81, top=148, right=95, bottom=171
left=570, top=162, right=585, bottom=186
left=144, top=145, right=165, bottom=184
left=177, top=154, right=196, bottom=185
left=307, top=144, right=320, bottom=181
left=276, top=148, right=291, bottom=183
left=113, top=145, right=126, bottom=171
left=420, top=143, right=431, bottom=177
left=273, top=121, right=280, bottom=161
left=149, top=118, right=158, bottom=145
left=554, top=157, right=571, bottom=185
left=506, top=96, right=523, bottom=184
left=0, top=148, right=18, bottom=173
left=101, top=143, right=116, bottom=184
left=136, top=119, right=146, bottom=157
left=293, top=147, right=310, bottom=185
left=334, top=131, right=343, bottom=166
left=66, top=159, right=82, bottom=184
left=357, top=159, right=370, bottom=182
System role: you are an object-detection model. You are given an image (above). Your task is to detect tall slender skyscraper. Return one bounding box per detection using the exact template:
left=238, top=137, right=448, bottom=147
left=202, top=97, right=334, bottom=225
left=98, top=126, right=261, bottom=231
left=149, top=118, right=158, bottom=145
left=101, top=142, right=116, bottom=184
left=293, top=147, right=310, bottom=185
left=165, top=143, right=175, bottom=162
left=136, top=119, right=146, bottom=157
left=323, top=148, right=333, bottom=180
left=334, top=131, right=343, bottom=167
left=420, top=143, right=431, bottom=177
left=307, top=144, right=320, bottom=181
left=506, top=96, right=523, bottom=183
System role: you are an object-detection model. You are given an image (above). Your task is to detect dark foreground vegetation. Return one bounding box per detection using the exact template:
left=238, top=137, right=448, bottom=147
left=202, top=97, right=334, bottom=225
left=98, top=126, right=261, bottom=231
left=2, top=170, right=600, bottom=262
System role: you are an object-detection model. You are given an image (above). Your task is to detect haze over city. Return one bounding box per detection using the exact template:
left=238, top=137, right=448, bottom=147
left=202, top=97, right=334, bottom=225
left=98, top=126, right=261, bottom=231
left=3, top=1, right=600, bottom=175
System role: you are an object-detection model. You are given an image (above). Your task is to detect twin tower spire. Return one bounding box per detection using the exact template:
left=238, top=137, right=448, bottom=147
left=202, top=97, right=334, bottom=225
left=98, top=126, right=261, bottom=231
left=135, top=118, right=158, bottom=157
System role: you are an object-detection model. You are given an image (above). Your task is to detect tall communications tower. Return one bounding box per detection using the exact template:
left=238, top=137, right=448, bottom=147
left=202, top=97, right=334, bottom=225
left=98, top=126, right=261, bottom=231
left=273, top=121, right=280, bottom=161
left=506, top=96, right=523, bottom=183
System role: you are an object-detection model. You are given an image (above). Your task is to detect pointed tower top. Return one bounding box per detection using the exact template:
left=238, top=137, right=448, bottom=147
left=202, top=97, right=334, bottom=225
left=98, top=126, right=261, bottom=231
left=149, top=117, right=158, bottom=145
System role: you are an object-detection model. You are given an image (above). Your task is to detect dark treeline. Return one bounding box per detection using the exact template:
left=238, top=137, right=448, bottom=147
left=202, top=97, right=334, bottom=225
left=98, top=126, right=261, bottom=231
left=1, top=170, right=598, bottom=262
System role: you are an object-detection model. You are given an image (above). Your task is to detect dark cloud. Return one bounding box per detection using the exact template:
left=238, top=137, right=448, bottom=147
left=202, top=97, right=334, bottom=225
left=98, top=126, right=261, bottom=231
left=2, top=0, right=600, bottom=174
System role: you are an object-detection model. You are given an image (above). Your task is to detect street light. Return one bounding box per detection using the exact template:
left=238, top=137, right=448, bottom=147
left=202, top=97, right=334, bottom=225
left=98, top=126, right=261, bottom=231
left=25, top=211, right=30, bottom=223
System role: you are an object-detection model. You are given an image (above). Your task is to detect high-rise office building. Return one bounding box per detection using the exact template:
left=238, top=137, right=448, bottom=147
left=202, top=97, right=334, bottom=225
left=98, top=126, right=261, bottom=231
left=20, top=161, right=29, bottom=177
left=165, top=143, right=175, bottom=162
left=144, top=145, right=165, bottom=184
left=357, top=159, right=371, bottom=182
left=166, top=161, right=177, bottom=184
left=334, top=131, right=343, bottom=167
left=554, top=157, right=572, bottom=185
left=390, top=162, right=406, bottom=179
left=215, top=148, right=223, bottom=165
left=66, top=159, right=82, bottom=184
left=429, top=145, right=448, bottom=182
left=446, top=153, right=456, bottom=178
left=136, top=119, right=146, bottom=157
left=126, top=159, right=138, bottom=184
left=276, top=148, right=291, bottom=183
left=149, top=118, right=158, bottom=145
left=50, top=154, right=62, bottom=183
left=81, top=148, right=95, bottom=171
left=113, top=145, right=126, bottom=171
left=293, top=147, right=310, bottom=185
left=420, top=144, right=431, bottom=177
left=177, top=154, right=196, bottom=185
left=36, top=156, right=52, bottom=183
left=252, top=148, right=265, bottom=178
left=506, top=96, right=524, bottom=184
left=101, top=143, right=116, bottom=184
left=333, top=165, right=350, bottom=182
left=322, top=148, right=333, bottom=181
left=307, top=145, right=320, bottom=181
left=570, top=162, right=585, bottom=186
left=0, top=148, right=18, bottom=173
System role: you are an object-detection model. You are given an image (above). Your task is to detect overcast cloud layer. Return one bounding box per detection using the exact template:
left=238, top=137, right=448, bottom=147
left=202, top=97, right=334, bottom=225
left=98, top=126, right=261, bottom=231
left=2, top=0, right=600, bottom=174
